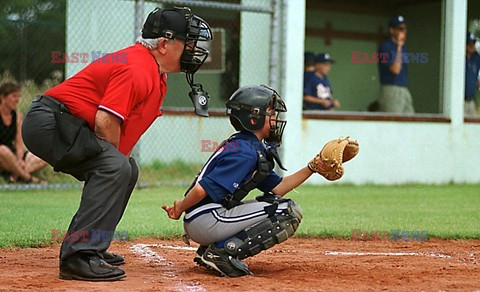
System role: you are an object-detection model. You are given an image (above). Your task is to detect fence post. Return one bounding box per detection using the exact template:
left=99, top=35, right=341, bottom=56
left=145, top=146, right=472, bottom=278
left=131, top=0, right=145, bottom=166
left=269, top=0, right=281, bottom=90
left=442, top=0, right=467, bottom=127
left=280, top=0, right=306, bottom=176
left=134, top=0, right=145, bottom=40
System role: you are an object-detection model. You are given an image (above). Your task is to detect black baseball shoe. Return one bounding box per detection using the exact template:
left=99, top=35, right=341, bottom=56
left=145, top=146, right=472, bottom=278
left=201, top=244, right=253, bottom=277
left=103, top=251, right=125, bottom=266
left=60, top=254, right=126, bottom=281
left=194, top=245, right=208, bottom=267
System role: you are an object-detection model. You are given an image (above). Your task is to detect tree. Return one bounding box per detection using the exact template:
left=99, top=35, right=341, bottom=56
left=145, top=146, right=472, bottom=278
left=0, top=0, right=66, bottom=84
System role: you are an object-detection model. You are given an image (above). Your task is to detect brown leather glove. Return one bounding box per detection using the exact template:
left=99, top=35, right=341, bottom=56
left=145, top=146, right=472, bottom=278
left=308, top=137, right=359, bottom=181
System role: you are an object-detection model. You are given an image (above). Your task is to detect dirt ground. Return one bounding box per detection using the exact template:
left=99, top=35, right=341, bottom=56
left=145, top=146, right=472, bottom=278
left=0, top=238, right=479, bottom=291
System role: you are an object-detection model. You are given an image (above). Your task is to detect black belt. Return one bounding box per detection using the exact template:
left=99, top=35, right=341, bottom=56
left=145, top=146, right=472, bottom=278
left=33, top=95, right=70, bottom=113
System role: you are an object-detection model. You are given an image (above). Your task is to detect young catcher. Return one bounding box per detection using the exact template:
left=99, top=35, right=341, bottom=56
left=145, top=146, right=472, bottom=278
left=162, top=85, right=358, bottom=277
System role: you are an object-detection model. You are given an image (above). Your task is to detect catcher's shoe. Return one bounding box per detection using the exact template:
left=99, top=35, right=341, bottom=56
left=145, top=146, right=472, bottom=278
left=194, top=245, right=208, bottom=267
left=103, top=251, right=125, bottom=266
left=201, top=244, right=253, bottom=277
left=60, top=254, right=126, bottom=281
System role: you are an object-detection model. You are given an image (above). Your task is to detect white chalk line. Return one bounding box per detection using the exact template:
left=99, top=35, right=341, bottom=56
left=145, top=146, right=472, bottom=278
left=145, top=244, right=197, bottom=251
left=325, top=251, right=451, bottom=258
left=144, top=244, right=453, bottom=259
left=130, top=243, right=205, bottom=292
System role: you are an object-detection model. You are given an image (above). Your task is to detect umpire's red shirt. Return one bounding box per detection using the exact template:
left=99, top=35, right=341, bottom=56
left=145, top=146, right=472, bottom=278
left=45, top=43, right=166, bottom=155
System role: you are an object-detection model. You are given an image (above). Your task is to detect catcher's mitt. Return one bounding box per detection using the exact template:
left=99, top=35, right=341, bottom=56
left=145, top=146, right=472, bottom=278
left=308, top=137, right=359, bottom=181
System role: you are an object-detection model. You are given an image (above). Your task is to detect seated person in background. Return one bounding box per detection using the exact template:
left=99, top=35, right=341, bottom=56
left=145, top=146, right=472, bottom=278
left=303, top=53, right=340, bottom=110
left=465, top=32, right=480, bottom=116
left=0, top=82, right=47, bottom=183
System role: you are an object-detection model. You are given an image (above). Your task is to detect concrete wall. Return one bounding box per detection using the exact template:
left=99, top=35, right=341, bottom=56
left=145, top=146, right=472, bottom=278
left=298, top=119, right=480, bottom=184
left=138, top=114, right=480, bottom=185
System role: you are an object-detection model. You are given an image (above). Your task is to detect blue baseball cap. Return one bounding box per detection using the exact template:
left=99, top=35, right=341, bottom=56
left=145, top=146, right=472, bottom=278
left=388, top=15, right=407, bottom=28
left=315, top=53, right=335, bottom=64
left=467, top=32, right=477, bottom=44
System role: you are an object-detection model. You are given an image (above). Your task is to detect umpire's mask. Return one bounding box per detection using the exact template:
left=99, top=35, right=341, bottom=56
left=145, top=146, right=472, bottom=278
left=142, top=7, right=213, bottom=117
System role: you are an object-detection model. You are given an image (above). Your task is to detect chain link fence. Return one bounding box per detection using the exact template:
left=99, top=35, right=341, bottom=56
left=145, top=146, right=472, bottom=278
left=0, top=0, right=278, bottom=190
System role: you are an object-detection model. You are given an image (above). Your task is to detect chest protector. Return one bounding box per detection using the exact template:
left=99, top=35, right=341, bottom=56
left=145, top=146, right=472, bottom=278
left=184, top=134, right=276, bottom=209
left=221, top=150, right=273, bottom=209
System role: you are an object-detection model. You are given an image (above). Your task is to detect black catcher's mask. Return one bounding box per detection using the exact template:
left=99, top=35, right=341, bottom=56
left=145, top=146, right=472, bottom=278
left=226, top=85, right=287, bottom=146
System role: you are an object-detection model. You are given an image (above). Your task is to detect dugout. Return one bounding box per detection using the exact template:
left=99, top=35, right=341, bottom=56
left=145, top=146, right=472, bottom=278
left=303, top=0, right=480, bottom=114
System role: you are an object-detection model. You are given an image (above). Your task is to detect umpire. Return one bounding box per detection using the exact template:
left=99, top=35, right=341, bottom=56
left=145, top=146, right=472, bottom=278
left=22, top=7, right=211, bottom=281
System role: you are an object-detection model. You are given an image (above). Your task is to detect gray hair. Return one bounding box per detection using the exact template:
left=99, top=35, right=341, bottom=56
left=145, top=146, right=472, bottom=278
left=136, top=36, right=174, bottom=50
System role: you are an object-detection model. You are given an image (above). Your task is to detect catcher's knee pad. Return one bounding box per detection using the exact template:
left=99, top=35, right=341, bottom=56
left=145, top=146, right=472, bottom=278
left=224, top=200, right=302, bottom=260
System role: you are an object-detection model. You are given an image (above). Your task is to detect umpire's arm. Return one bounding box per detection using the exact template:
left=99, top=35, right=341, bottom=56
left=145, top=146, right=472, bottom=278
left=94, top=109, right=122, bottom=149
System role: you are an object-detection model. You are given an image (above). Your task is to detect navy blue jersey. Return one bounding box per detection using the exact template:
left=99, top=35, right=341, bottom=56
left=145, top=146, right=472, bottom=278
left=186, top=131, right=282, bottom=214
left=303, top=70, right=314, bottom=85
left=378, top=38, right=408, bottom=86
left=303, top=73, right=333, bottom=110
left=465, top=52, right=480, bottom=100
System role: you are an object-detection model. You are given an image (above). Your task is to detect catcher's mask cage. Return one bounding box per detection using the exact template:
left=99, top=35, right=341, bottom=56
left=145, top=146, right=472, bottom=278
left=226, top=85, right=287, bottom=145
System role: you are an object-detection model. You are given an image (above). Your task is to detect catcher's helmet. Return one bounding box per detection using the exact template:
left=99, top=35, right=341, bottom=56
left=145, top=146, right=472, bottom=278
left=226, top=85, right=287, bottom=145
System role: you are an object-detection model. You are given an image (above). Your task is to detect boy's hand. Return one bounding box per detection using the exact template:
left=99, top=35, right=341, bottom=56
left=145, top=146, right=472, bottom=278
left=162, top=200, right=183, bottom=220
left=333, top=99, right=340, bottom=108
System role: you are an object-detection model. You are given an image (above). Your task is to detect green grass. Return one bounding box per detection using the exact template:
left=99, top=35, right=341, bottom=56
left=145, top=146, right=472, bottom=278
left=0, top=184, right=479, bottom=248
left=0, top=160, right=202, bottom=185
left=138, top=160, right=202, bottom=185
left=293, top=184, right=480, bottom=239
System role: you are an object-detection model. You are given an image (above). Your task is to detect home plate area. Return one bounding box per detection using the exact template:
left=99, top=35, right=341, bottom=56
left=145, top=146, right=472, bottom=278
left=126, top=238, right=480, bottom=291
left=0, top=238, right=478, bottom=291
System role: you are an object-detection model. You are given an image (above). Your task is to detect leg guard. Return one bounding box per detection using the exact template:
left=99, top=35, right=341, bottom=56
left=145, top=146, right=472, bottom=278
left=223, top=200, right=302, bottom=260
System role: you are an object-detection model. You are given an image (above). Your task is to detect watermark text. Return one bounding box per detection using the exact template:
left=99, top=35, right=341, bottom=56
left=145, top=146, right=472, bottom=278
left=51, top=229, right=129, bottom=242
left=351, top=229, right=429, bottom=241
left=51, top=51, right=128, bottom=64
left=201, top=140, right=239, bottom=153
left=351, top=51, right=428, bottom=64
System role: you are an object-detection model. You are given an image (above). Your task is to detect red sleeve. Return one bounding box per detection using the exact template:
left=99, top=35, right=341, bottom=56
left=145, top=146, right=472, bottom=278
left=98, top=65, right=151, bottom=121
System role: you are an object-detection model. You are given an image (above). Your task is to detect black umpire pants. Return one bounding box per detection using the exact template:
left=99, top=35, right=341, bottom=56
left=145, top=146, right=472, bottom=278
left=22, top=96, right=139, bottom=262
